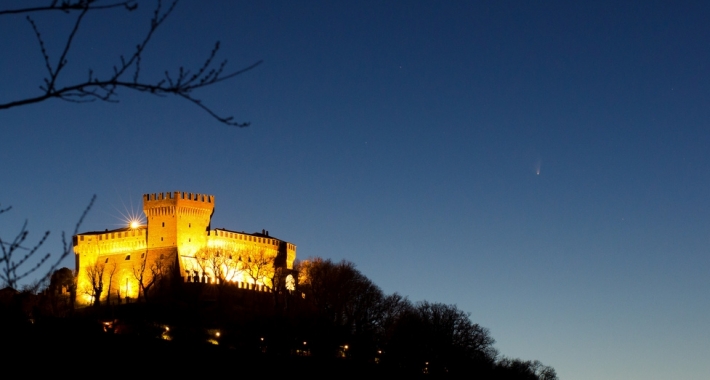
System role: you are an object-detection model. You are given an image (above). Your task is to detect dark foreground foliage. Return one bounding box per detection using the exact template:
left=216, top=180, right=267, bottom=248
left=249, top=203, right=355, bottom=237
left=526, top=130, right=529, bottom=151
left=2, top=258, right=557, bottom=379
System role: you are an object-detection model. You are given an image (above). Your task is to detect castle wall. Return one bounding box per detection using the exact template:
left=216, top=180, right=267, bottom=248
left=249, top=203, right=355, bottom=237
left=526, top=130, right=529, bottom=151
left=74, top=228, right=150, bottom=305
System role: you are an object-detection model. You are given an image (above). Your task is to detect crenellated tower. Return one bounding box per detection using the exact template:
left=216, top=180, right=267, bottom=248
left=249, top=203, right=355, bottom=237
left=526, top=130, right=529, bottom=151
left=143, top=191, right=214, bottom=255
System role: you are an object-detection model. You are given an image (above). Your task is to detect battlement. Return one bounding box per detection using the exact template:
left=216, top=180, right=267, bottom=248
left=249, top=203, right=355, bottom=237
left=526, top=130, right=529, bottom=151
left=143, top=191, right=214, bottom=203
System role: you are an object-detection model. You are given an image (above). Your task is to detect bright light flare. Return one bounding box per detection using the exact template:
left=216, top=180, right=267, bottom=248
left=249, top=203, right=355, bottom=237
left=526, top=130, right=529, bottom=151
left=112, top=193, right=146, bottom=230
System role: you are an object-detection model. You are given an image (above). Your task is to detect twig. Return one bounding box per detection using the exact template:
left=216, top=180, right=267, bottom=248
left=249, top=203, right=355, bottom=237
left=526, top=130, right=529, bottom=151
left=0, top=0, right=259, bottom=127
left=0, top=195, right=95, bottom=289
left=0, top=1, right=137, bottom=16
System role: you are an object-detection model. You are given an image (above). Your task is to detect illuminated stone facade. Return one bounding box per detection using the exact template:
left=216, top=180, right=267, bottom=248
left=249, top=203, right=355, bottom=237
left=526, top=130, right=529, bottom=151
left=73, top=191, right=297, bottom=306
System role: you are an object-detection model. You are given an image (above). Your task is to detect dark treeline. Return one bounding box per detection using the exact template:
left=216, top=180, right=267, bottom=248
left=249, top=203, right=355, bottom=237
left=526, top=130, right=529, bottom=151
left=288, top=258, right=557, bottom=379
left=1, top=257, right=557, bottom=379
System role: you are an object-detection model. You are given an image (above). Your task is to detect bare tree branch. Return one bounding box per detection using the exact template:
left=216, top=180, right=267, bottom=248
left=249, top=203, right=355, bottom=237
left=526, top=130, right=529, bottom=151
left=0, top=0, right=260, bottom=127
left=0, top=1, right=138, bottom=16
left=0, top=195, right=95, bottom=289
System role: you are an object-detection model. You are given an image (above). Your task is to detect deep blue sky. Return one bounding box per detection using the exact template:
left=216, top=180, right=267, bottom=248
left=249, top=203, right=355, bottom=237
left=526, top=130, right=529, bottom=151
left=2, top=1, right=709, bottom=378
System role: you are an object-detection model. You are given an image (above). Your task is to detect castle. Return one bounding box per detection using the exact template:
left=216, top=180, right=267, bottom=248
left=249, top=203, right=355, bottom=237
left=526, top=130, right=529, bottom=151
left=73, top=191, right=297, bottom=306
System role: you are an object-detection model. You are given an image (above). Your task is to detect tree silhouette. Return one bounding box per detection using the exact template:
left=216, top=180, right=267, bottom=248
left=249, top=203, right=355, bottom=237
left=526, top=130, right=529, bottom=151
left=0, top=197, right=94, bottom=289
left=104, top=258, right=118, bottom=305
left=241, top=247, right=276, bottom=290
left=495, top=357, right=559, bottom=380
left=131, top=252, right=167, bottom=302
left=44, top=267, right=75, bottom=315
left=84, top=259, right=105, bottom=307
left=386, top=301, right=497, bottom=375
left=0, top=0, right=261, bottom=127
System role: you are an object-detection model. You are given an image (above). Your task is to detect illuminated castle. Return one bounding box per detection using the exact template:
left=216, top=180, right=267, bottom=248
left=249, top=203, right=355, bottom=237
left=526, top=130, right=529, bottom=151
left=73, top=191, right=297, bottom=306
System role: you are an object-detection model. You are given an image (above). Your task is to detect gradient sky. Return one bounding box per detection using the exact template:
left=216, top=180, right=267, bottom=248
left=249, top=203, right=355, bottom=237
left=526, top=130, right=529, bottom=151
left=1, top=1, right=709, bottom=378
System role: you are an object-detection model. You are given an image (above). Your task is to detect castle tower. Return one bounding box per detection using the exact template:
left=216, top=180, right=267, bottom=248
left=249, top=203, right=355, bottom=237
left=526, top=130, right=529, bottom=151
left=143, top=192, right=214, bottom=255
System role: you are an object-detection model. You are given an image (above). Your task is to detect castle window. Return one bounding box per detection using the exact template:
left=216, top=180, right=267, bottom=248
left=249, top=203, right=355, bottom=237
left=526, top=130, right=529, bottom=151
left=125, top=255, right=131, bottom=260
left=161, top=237, right=164, bottom=241
left=189, top=238, right=191, bottom=242
left=162, top=222, right=165, bottom=227
left=141, top=252, right=145, bottom=258
left=105, top=258, right=109, bottom=263
left=189, top=223, right=191, bottom=228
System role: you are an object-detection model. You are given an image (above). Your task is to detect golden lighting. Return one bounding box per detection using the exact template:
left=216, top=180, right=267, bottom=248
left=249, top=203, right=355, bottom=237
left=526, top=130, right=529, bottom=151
left=130, top=220, right=140, bottom=229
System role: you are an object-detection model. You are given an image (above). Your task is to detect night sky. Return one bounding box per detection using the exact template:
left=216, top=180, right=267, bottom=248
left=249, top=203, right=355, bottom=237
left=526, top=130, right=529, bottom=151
left=2, top=1, right=709, bottom=378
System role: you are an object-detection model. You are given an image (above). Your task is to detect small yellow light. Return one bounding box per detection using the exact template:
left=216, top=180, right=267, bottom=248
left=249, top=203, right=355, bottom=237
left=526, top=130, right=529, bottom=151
left=216, top=332, right=221, bottom=337
left=130, top=220, right=140, bottom=229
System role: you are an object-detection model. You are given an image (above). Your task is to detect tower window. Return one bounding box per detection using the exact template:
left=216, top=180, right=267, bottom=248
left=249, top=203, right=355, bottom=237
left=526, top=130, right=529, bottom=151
left=105, top=258, right=109, bottom=263
left=189, top=223, right=191, bottom=228
left=161, top=237, right=163, bottom=241
left=162, top=222, right=165, bottom=227
left=125, top=255, right=131, bottom=260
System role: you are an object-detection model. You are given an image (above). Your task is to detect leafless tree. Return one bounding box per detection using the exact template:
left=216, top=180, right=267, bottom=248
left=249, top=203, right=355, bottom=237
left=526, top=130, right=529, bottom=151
left=84, top=260, right=105, bottom=307
left=131, top=252, right=167, bottom=302
left=0, top=196, right=95, bottom=289
left=104, top=258, right=117, bottom=305
left=241, top=247, right=276, bottom=290
left=193, top=246, right=232, bottom=285
left=0, top=0, right=261, bottom=127
left=495, top=357, right=558, bottom=380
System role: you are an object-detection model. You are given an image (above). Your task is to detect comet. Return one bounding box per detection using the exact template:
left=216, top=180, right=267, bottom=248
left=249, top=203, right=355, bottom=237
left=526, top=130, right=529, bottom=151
left=535, top=159, right=542, bottom=175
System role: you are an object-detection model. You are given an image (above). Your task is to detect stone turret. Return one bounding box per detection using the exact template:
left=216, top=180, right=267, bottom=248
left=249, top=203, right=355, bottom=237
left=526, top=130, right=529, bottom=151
left=143, top=191, right=214, bottom=252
